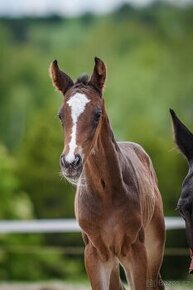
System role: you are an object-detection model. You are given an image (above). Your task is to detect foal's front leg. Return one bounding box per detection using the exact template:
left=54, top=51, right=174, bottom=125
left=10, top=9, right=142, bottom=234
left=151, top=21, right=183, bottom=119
left=109, top=262, right=126, bottom=290
left=84, top=242, right=113, bottom=290
left=120, top=239, right=149, bottom=290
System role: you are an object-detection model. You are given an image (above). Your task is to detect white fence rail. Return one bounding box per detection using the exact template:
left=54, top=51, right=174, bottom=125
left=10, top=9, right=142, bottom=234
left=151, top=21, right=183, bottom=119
left=0, top=217, right=185, bottom=234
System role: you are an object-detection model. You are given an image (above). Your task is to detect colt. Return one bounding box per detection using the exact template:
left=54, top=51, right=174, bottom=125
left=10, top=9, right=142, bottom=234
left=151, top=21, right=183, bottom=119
left=170, top=109, right=193, bottom=274
left=50, top=57, right=165, bottom=289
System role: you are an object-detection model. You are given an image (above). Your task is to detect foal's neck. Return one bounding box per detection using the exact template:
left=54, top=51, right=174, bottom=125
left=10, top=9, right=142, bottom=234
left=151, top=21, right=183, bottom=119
left=84, top=113, right=124, bottom=198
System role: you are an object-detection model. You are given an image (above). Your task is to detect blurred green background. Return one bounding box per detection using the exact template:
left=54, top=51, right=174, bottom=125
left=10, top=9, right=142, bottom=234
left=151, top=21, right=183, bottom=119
left=0, top=0, right=193, bottom=283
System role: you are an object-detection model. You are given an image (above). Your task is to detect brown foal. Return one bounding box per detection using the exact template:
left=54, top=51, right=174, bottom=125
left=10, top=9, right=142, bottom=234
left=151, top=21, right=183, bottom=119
left=50, top=57, right=165, bottom=290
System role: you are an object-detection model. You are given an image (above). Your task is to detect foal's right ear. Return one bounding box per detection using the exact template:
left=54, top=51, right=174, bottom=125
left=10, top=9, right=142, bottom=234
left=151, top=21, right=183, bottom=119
left=170, top=108, right=193, bottom=162
left=49, top=60, right=74, bottom=95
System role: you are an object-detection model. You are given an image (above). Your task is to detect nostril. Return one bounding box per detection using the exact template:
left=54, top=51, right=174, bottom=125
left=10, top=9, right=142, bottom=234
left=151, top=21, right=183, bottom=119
left=74, top=154, right=81, bottom=167
left=60, top=154, right=69, bottom=168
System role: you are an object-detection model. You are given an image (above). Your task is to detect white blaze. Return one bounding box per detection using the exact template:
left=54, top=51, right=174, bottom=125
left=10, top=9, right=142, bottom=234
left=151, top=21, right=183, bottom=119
left=65, top=93, right=90, bottom=163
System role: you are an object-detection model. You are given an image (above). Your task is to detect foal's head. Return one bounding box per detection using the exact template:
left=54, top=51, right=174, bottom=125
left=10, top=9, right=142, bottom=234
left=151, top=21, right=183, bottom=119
left=50, top=57, right=106, bottom=183
left=170, top=109, right=193, bottom=205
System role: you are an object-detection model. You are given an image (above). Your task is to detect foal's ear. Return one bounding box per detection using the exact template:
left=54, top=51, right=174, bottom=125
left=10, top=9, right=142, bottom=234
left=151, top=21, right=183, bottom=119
left=89, top=57, right=106, bottom=94
left=170, top=108, right=193, bottom=162
left=49, top=60, right=74, bottom=95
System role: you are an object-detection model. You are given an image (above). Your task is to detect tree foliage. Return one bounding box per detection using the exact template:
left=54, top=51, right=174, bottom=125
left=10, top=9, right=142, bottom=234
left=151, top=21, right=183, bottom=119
left=0, top=4, right=193, bottom=280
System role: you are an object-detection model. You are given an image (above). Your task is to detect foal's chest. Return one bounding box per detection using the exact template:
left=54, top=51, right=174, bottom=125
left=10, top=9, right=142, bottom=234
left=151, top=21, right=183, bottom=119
left=75, top=189, right=141, bottom=251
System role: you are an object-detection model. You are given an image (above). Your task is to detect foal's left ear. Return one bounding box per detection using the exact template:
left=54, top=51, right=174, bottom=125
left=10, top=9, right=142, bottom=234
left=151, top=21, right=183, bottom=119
left=49, top=60, right=74, bottom=95
left=170, top=108, right=193, bottom=162
left=89, top=57, right=106, bottom=94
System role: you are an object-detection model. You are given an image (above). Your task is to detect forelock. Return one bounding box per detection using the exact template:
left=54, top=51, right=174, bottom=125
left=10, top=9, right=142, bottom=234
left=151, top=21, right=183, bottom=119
left=75, top=74, right=89, bottom=85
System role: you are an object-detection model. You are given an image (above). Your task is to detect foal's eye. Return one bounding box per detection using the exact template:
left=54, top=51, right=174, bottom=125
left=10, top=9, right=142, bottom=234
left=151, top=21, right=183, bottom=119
left=94, top=110, right=102, bottom=123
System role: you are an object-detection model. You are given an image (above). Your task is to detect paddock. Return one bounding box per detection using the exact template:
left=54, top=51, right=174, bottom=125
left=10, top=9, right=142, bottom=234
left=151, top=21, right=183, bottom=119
left=0, top=281, right=192, bottom=290
left=0, top=217, right=192, bottom=290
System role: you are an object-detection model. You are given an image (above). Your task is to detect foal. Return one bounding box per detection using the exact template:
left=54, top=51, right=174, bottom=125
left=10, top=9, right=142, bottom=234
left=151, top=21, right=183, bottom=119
left=170, top=109, right=193, bottom=274
left=50, top=57, right=165, bottom=290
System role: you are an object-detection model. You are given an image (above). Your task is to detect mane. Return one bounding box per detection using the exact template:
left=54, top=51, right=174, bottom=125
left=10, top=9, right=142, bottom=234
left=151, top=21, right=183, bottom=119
left=75, top=74, right=89, bottom=85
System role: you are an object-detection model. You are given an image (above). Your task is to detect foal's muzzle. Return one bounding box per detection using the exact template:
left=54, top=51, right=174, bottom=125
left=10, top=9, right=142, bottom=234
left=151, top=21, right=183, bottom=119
left=60, top=154, right=82, bottom=180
